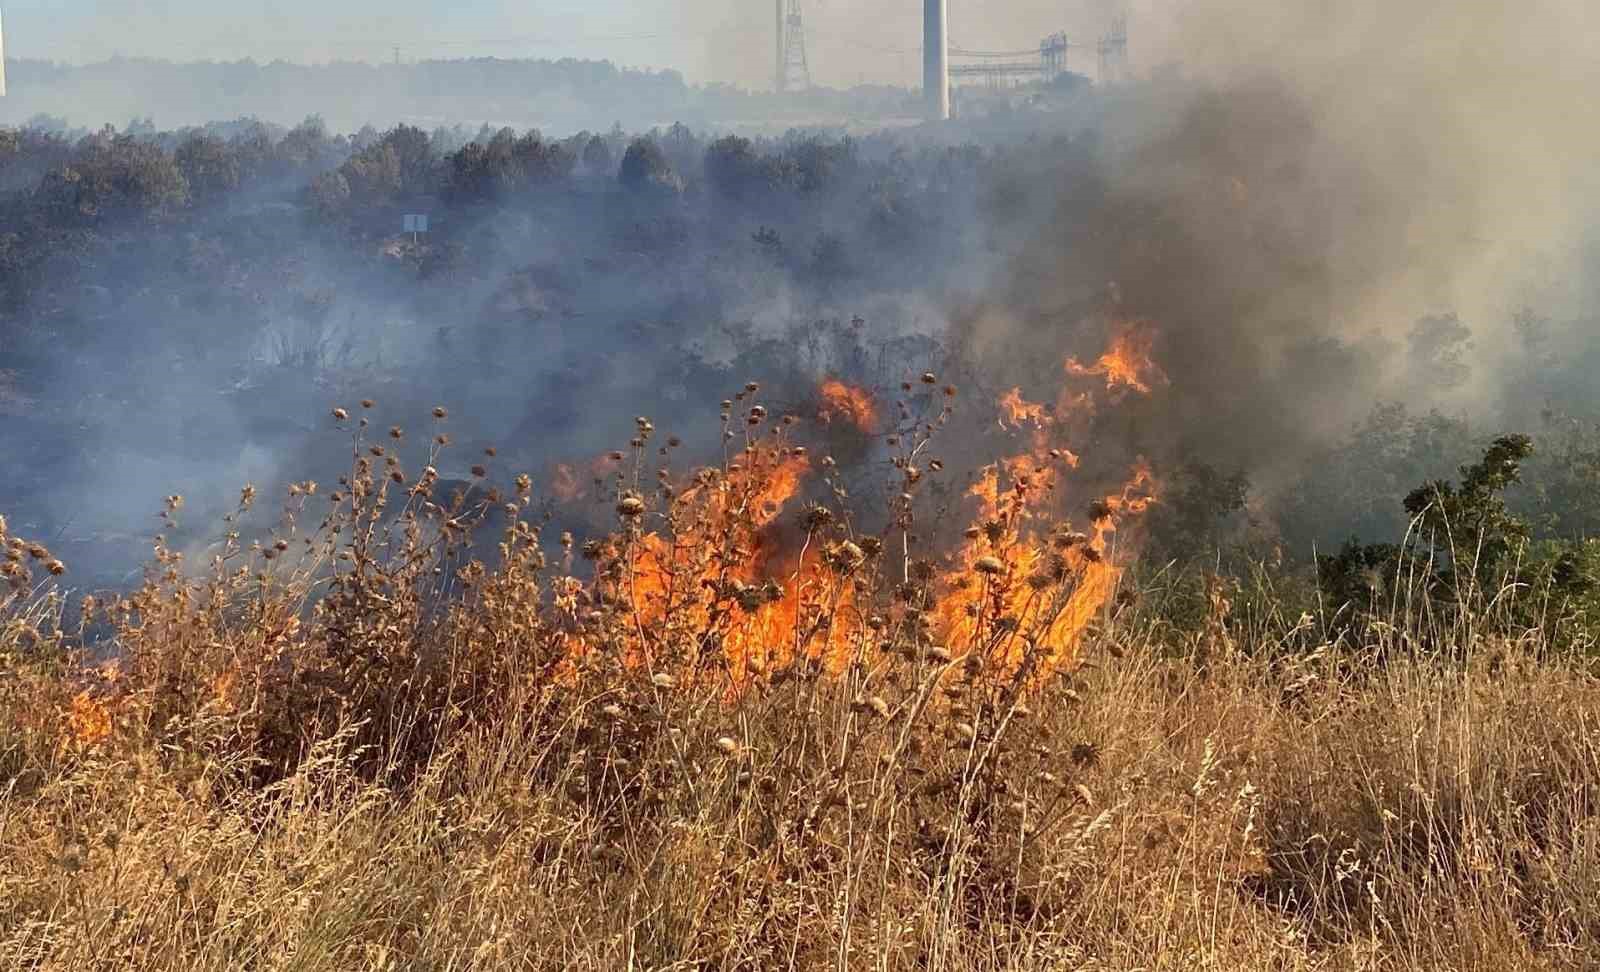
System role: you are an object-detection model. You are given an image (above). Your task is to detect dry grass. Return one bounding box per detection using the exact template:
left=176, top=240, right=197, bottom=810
left=3, top=389, right=1599, bottom=971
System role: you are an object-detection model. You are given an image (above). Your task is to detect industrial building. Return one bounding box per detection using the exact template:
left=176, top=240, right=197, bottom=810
left=774, top=2, right=1129, bottom=120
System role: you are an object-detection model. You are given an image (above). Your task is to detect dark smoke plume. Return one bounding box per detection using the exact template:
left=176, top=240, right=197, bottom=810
left=958, top=0, right=1599, bottom=501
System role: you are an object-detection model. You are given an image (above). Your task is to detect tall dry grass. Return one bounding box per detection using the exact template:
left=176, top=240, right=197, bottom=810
left=2, top=394, right=1599, bottom=971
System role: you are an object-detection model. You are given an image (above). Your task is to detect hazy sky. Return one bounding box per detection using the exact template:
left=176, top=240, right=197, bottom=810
left=2, top=1, right=1137, bottom=88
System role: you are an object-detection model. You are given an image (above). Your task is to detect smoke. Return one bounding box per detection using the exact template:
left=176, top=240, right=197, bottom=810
left=958, top=0, right=1600, bottom=498
left=5, top=0, right=1600, bottom=587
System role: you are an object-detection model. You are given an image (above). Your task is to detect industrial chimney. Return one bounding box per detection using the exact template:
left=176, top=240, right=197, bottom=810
left=775, top=0, right=784, bottom=93
left=1, top=6, right=8, bottom=98
left=923, top=0, right=948, bottom=120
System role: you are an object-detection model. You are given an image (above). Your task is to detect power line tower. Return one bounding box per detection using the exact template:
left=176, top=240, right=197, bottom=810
left=1097, top=15, right=1129, bottom=85
left=775, top=0, right=811, bottom=93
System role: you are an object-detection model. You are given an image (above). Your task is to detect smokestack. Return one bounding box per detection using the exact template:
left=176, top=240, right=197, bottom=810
left=1, top=6, right=8, bottom=98
left=775, top=0, right=784, bottom=93
left=924, top=0, right=948, bottom=120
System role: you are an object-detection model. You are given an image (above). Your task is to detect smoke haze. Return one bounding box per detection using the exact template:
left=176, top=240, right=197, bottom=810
left=2, top=0, right=1598, bottom=585
left=961, top=0, right=1600, bottom=492
left=3, top=0, right=1129, bottom=87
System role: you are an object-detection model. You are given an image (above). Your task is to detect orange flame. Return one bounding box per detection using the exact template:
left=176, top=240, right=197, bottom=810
left=817, top=379, right=878, bottom=434
left=66, top=691, right=113, bottom=747
left=925, top=454, right=1157, bottom=674
left=565, top=317, right=1168, bottom=693
left=1065, top=323, right=1167, bottom=395
left=998, top=387, right=1049, bottom=430
left=594, top=446, right=856, bottom=683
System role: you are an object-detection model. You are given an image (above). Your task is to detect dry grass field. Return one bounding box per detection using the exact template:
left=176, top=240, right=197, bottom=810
left=3, top=382, right=1598, bottom=971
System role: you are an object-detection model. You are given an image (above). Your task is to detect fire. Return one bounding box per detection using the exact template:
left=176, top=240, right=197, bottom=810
left=752, top=453, right=809, bottom=526
left=66, top=691, right=112, bottom=747
left=561, top=315, right=1169, bottom=693
left=817, top=379, right=878, bottom=433
left=919, top=322, right=1169, bottom=674
left=998, top=387, right=1049, bottom=430
left=928, top=456, right=1157, bottom=674
left=1065, top=322, right=1167, bottom=395
left=597, top=445, right=849, bottom=680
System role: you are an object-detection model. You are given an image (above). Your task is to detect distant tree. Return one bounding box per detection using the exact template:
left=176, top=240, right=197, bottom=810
left=341, top=144, right=403, bottom=205
left=351, top=125, right=381, bottom=153
left=227, top=120, right=279, bottom=181
left=377, top=125, right=437, bottom=196
left=784, top=136, right=852, bottom=194
left=704, top=136, right=774, bottom=201
left=582, top=135, right=613, bottom=177
left=1402, top=434, right=1534, bottom=585
left=619, top=138, right=678, bottom=193
left=445, top=130, right=575, bottom=203
left=37, top=133, right=189, bottom=223
left=276, top=116, right=339, bottom=174
left=1316, top=434, right=1600, bottom=647
left=174, top=134, right=241, bottom=203
left=1407, top=313, right=1474, bottom=391
left=1277, top=404, right=1479, bottom=556
left=516, top=133, right=577, bottom=185
left=336, top=124, right=438, bottom=206
left=1144, top=454, right=1251, bottom=562
left=308, top=169, right=352, bottom=218
left=659, top=122, right=703, bottom=180
left=445, top=141, right=502, bottom=203
left=1517, top=414, right=1600, bottom=539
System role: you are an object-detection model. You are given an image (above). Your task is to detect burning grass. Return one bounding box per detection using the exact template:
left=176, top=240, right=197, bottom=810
left=3, top=351, right=1600, bottom=969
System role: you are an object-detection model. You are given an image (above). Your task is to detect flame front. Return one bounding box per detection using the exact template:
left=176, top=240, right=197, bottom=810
left=561, top=323, right=1166, bottom=692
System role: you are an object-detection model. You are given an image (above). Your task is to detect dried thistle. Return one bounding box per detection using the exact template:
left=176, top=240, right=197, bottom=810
left=616, top=494, right=646, bottom=518
left=975, top=555, right=1005, bottom=576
